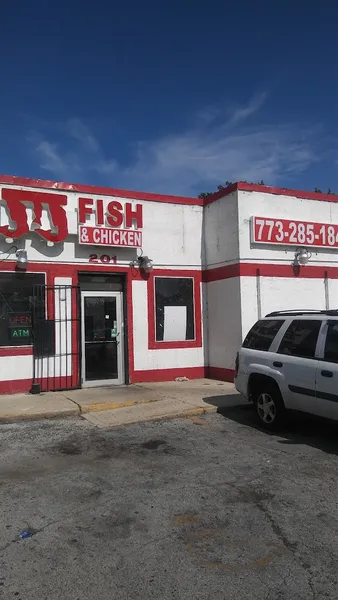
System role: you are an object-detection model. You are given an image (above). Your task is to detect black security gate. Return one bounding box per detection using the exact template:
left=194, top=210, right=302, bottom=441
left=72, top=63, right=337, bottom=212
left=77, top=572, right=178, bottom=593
left=31, top=284, right=81, bottom=393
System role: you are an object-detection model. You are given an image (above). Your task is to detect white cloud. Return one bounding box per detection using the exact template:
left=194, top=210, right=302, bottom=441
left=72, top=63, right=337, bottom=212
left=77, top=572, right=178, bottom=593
left=67, top=118, right=100, bottom=154
left=30, top=92, right=323, bottom=195
left=35, top=141, right=70, bottom=175
left=95, top=159, right=118, bottom=175
left=229, top=91, right=268, bottom=125
left=119, top=127, right=319, bottom=195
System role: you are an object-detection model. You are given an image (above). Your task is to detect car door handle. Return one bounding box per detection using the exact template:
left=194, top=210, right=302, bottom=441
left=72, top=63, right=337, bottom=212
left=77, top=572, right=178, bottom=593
left=273, top=361, right=283, bottom=368
left=321, top=370, right=333, bottom=378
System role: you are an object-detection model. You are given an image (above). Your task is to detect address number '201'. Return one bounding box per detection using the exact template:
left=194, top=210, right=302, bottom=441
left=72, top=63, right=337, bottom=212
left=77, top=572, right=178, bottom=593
left=89, top=254, right=117, bottom=264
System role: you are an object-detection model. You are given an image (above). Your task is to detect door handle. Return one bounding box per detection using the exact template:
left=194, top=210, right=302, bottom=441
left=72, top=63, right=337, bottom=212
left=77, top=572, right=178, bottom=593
left=321, top=370, right=333, bottom=378
left=273, top=361, right=283, bottom=368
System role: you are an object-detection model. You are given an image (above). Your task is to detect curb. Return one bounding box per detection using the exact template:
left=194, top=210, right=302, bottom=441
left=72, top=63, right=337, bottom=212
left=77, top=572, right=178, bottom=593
left=0, top=408, right=79, bottom=424
left=85, top=404, right=217, bottom=428
left=161, top=405, right=218, bottom=420
left=0, top=401, right=217, bottom=426
left=80, top=397, right=156, bottom=414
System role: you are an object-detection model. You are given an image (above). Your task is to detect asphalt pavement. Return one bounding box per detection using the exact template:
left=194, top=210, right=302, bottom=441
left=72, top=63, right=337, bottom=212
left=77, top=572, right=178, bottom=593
left=0, top=400, right=337, bottom=599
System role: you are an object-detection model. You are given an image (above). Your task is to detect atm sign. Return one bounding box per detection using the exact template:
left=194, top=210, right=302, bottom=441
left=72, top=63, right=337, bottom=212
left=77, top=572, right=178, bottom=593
left=10, top=328, right=31, bottom=340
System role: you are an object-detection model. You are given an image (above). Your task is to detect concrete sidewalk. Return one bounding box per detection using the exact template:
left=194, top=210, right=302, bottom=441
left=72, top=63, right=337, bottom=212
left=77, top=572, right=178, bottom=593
left=0, top=379, right=239, bottom=426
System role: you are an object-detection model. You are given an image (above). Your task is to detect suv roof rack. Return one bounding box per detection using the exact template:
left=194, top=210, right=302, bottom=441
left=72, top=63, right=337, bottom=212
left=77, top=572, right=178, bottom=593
left=265, top=309, right=338, bottom=317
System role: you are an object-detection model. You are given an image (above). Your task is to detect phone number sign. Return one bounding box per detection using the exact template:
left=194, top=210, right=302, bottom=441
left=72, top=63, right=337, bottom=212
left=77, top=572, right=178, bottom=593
left=253, top=217, right=338, bottom=249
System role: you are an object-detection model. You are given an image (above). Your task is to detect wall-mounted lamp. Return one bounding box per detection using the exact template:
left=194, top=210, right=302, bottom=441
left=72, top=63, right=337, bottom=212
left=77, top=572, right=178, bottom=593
left=294, top=247, right=311, bottom=266
left=16, top=249, right=28, bottom=270
left=137, top=255, right=153, bottom=273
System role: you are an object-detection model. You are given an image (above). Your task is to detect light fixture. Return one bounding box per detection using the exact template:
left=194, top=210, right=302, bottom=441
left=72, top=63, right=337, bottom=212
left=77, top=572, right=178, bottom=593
left=137, top=255, right=153, bottom=273
left=294, top=247, right=311, bottom=266
left=16, top=249, right=28, bottom=270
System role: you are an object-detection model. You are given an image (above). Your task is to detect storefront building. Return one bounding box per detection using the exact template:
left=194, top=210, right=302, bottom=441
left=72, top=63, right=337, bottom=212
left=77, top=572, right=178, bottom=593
left=0, top=175, right=337, bottom=395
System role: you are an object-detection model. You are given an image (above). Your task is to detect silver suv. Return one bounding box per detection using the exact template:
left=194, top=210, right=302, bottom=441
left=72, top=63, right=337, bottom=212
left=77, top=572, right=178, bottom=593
left=234, top=310, right=338, bottom=430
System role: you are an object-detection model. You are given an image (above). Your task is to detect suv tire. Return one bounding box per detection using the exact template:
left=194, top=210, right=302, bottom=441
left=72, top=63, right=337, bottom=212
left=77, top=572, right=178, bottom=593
left=252, top=381, right=287, bottom=431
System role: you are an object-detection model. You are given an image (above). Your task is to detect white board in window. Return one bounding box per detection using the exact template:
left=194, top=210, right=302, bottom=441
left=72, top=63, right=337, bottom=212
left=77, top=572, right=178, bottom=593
left=163, top=306, right=187, bottom=341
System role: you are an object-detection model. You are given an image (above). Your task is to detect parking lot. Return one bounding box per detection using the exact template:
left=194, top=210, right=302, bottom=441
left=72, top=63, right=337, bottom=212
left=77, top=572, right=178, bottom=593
left=0, top=396, right=337, bottom=599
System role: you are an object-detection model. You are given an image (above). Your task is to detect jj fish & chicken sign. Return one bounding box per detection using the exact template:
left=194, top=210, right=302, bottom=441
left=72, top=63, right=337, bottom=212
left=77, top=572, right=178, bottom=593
left=0, top=188, right=143, bottom=248
left=78, top=197, right=143, bottom=248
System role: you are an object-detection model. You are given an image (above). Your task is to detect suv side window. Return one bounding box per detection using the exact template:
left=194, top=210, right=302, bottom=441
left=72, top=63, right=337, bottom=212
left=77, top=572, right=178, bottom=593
left=277, top=319, right=321, bottom=359
left=242, top=319, right=285, bottom=351
left=323, top=320, right=338, bottom=364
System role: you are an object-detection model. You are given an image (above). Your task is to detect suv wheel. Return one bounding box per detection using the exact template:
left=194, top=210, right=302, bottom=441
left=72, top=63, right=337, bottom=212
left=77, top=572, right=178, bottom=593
left=253, top=382, right=286, bottom=431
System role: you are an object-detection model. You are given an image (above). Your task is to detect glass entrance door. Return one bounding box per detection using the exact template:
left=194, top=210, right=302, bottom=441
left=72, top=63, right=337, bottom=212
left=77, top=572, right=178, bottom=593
left=81, top=292, right=124, bottom=387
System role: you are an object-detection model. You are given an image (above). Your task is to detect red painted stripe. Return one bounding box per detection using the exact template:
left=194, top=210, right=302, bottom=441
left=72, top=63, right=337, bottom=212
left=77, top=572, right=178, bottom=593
left=203, top=263, right=240, bottom=282
left=239, top=263, right=338, bottom=279
left=0, top=376, right=80, bottom=395
left=0, top=175, right=202, bottom=206
left=207, top=367, right=235, bottom=383
left=0, top=368, right=206, bottom=394
left=0, top=347, right=33, bottom=357
left=6, top=259, right=338, bottom=283
left=204, top=262, right=338, bottom=282
left=132, top=366, right=206, bottom=383
left=0, top=379, right=33, bottom=394
left=0, top=262, right=200, bottom=279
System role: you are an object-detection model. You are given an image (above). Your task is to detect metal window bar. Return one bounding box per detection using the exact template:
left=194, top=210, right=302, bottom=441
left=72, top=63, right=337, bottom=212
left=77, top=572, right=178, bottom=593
left=32, top=284, right=81, bottom=392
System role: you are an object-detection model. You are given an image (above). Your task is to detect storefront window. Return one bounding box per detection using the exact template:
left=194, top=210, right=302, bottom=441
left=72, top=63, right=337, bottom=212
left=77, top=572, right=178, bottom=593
left=155, top=277, right=195, bottom=342
left=0, top=273, right=45, bottom=346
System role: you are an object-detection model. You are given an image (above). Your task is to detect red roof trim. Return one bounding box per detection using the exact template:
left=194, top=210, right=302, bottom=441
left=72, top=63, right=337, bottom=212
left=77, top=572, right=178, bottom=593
left=203, top=182, right=238, bottom=205
left=0, top=174, right=202, bottom=206
left=203, top=181, right=338, bottom=204
left=0, top=174, right=337, bottom=207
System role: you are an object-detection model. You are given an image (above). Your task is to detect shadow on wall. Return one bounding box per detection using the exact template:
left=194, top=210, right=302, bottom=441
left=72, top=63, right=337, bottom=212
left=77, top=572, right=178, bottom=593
left=203, top=394, right=338, bottom=457
left=200, top=205, right=208, bottom=372
left=0, top=235, right=65, bottom=260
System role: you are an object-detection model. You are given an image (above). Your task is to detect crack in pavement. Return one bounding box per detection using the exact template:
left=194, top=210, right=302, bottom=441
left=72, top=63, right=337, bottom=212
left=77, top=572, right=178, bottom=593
left=0, top=519, right=60, bottom=555
left=256, top=500, right=317, bottom=599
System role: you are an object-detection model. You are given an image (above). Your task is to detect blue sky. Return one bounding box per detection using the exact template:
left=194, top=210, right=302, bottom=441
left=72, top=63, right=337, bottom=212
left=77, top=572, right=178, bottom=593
left=1, top=0, right=337, bottom=196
